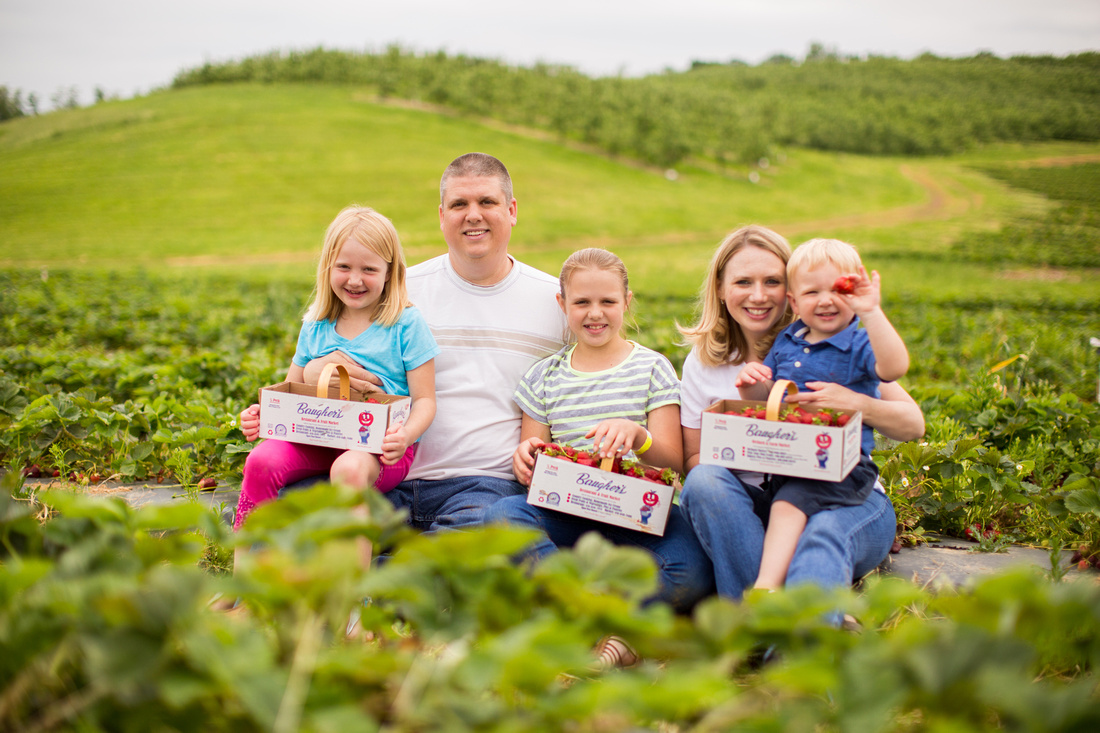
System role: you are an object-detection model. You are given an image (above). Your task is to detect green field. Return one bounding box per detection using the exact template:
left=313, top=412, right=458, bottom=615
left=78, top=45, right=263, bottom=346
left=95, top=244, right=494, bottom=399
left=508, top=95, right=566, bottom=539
left=3, top=75, right=1100, bottom=731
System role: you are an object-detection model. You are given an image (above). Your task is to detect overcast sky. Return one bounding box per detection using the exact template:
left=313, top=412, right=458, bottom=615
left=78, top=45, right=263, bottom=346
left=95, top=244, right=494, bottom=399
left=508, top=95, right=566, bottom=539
left=3, top=0, right=1098, bottom=108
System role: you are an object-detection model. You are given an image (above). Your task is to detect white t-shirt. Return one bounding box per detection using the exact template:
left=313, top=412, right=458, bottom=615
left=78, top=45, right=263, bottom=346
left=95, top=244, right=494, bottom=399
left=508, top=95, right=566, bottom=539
left=405, top=254, right=567, bottom=481
left=680, top=348, right=765, bottom=489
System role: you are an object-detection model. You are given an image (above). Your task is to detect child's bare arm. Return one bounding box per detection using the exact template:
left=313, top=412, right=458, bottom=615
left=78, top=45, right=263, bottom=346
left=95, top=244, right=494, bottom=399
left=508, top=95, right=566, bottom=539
left=640, top=403, right=683, bottom=474
left=381, top=360, right=436, bottom=465
left=843, top=267, right=909, bottom=382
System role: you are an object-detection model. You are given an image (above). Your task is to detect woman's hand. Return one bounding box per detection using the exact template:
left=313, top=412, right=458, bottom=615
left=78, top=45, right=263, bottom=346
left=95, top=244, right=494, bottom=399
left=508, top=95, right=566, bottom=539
left=512, top=436, right=545, bottom=486
left=785, top=381, right=867, bottom=412
left=587, top=419, right=646, bottom=459
left=239, top=404, right=261, bottom=442
left=303, top=350, right=384, bottom=394
left=787, top=380, right=924, bottom=442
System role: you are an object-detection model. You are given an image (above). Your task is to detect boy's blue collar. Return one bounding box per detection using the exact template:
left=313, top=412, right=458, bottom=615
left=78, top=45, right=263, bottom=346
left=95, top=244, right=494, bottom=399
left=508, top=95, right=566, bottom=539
left=788, top=316, right=861, bottom=349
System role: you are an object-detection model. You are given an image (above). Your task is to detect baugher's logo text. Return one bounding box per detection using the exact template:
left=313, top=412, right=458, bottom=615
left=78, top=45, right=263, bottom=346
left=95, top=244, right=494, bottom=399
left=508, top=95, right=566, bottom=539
left=575, top=473, right=627, bottom=494
left=297, top=403, right=346, bottom=419
left=745, top=424, right=798, bottom=441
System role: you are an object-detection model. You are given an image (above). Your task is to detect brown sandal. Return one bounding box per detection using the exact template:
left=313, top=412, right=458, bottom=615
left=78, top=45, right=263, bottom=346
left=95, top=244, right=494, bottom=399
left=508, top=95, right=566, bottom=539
left=592, top=635, right=639, bottom=671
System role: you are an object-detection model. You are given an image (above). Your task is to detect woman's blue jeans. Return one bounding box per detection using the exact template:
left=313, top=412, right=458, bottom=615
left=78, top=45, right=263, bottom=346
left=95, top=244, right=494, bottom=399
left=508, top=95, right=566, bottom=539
left=678, top=464, right=896, bottom=600
left=482, top=494, right=715, bottom=613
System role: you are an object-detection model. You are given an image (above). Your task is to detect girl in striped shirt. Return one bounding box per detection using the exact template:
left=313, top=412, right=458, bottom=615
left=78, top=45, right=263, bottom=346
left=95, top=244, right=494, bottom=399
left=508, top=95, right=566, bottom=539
left=483, top=248, right=713, bottom=643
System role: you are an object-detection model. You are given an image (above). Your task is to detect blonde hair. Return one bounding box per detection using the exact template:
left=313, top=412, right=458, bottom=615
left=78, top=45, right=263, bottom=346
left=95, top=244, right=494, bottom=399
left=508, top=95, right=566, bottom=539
left=678, top=225, right=793, bottom=366
left=559, top=247, right=629, bottom=298
left=787, top=238, right=863, bottom=288
left=559, top=248, right=635, bottom=338
left=304, top=206, right=409, bottom=326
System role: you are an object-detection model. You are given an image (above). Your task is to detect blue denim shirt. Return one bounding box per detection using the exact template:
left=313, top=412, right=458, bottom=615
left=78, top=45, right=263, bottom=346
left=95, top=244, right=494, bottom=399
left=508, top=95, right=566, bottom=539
left=765, top=317, right=880, bottom=454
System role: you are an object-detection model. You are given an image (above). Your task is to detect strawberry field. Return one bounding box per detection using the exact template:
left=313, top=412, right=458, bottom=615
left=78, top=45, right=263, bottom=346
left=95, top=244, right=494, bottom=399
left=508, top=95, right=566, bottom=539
left=3, top=57, right=1100, bottom=728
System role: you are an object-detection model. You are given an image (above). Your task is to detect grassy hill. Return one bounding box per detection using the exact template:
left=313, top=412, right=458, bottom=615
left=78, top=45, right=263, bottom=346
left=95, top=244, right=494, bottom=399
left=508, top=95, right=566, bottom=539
left=2, top=82, right=1098, bottom=300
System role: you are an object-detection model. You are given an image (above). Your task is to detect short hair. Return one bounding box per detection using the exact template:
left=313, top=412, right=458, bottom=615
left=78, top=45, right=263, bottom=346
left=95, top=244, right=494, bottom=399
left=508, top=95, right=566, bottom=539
left=787, top=238, right=863, bottom=288
left=304, top=205, right=409, bottom=326
left=678, top=225, right=793, bottom=366
left=439, top=152, right=513, bottom=203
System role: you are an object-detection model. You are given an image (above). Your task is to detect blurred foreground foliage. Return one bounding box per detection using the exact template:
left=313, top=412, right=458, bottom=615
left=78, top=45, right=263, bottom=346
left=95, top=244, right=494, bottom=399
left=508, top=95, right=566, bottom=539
left=2, top=479, right=1098, bottom=731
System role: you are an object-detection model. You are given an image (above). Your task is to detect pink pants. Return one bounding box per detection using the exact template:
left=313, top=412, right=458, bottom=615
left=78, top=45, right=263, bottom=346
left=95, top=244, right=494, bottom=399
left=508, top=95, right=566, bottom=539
left=232, top=440, right=416, bottom=531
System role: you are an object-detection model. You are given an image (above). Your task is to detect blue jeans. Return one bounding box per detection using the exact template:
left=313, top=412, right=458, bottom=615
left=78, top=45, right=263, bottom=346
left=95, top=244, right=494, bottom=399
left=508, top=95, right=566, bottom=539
left=679, top=464, right=896, bottom=600
left=481, top=495, right=715, bottom=613
left=387, top=476, right=525, bottom=532
left=282, top=474, right=524, bottom=532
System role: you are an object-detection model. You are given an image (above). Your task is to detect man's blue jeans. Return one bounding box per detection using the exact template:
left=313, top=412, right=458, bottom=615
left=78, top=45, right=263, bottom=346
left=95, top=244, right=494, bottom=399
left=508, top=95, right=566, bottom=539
left=386, top=475, right=526, bottom=531
left=482, top=494, right=715, bottom=613
left=679, top=464, right=895, bottom=600
left=280, top=474, right=524, bottom=532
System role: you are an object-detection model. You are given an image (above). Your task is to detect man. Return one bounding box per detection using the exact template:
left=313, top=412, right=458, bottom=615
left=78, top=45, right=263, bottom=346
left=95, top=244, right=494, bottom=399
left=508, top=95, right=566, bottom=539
left=306, top=153, right=567, bottom=529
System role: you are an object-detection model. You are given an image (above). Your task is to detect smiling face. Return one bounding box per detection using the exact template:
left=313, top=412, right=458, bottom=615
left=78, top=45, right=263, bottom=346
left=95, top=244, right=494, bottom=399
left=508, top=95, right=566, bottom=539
left=720, top=245, right=789, bottom=345
left=438, top=174, right=517, bottom=284
left=329, top=237, right=390, bottom=318
left=787, top=262, right=856, bottom=342
left=557, top=267, right=632, bottom=352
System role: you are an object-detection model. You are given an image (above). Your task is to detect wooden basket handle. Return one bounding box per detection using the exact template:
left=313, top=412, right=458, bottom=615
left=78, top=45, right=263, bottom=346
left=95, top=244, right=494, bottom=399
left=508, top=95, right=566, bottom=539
left=317, top=363, right=351, bottom=400
left=600, top=456, right=615, bottom=472
left=765, top=379, right=798, bottom=421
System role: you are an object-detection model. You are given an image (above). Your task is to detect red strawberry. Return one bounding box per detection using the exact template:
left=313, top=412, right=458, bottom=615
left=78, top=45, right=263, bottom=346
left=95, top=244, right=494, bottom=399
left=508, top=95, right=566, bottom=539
left=644, top=467, right=663, bottom=482
left=575, top=453, right=598, bottom=467
left=837, top=414, right=851, bottom=427
left=833, top=275, right=858, bottom=295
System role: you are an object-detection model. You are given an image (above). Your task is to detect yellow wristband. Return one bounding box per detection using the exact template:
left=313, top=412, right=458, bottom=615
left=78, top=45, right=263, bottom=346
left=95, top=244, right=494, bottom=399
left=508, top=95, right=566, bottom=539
left=636, top=429, right=653, bottom=455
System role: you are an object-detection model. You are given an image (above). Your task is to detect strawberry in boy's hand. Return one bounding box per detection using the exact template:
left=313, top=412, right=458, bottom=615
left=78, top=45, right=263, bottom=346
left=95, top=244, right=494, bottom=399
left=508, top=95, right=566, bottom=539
left=833, top=274, right=859, bottom=295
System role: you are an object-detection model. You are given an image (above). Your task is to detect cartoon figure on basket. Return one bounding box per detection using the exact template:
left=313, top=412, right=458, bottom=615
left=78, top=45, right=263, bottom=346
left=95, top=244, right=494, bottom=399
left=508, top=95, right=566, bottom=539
left=639, top=489, right=661, bottom=525
left=233, top=206, right=439, bottom=542
left=358, top=411, right=373, bottom=444
left=815, top=433, right=831, bottom=469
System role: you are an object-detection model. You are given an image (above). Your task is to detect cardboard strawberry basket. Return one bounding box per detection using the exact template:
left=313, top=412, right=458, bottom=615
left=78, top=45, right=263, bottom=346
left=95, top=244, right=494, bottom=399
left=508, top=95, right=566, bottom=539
left=527, top=445, right=680, bottom=536
left=258, top=363, right=411, bottom=454
left=699, top=379, right=863, bottom=481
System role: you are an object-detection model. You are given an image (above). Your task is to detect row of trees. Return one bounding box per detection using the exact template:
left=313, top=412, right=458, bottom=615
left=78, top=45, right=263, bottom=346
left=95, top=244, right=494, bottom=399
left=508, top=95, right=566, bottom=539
left=171, top=47, right=1100, bottom=167
left=0, top=85, right=118, bottom=120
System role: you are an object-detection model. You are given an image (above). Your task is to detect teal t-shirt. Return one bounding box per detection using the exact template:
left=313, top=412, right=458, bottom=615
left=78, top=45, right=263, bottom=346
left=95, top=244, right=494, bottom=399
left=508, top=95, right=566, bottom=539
left=292, top=306, right=439, bottom=396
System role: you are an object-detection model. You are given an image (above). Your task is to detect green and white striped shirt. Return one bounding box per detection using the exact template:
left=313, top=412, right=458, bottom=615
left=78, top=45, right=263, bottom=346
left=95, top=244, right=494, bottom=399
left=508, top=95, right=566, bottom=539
left=514, top=342, right=680, bottom=451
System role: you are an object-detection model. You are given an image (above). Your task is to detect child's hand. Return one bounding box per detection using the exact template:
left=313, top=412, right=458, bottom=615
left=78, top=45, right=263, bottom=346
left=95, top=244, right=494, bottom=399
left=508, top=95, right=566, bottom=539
left=381, top=424, right=412, bottom=465
left=512, top=437, right=545, bottom=486
left=735, top=362, right=773, bottom=388
left=239, top=404, right=261, bottom=442
left=586, top=419, right=644, bottom=459
left=835, top=266, right=881, bottom=315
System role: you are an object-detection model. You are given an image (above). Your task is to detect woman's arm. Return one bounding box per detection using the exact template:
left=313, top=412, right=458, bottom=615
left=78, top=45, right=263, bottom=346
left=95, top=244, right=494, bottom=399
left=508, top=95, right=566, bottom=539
left=682, top=427, right=703, bottom=474
left=786, top=379, right=925, bottom=442
left=642, top=403, right=684, bottom=475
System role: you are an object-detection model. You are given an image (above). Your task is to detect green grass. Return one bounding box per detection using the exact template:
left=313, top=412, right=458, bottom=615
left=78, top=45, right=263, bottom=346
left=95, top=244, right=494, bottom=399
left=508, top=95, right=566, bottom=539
left=6, top=83, right=1085, bottom=274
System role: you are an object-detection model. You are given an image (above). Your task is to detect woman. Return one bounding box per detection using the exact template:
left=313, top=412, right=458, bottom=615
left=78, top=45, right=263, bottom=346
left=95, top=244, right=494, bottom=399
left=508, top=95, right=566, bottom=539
left=677, top=226, right=924, bottom=601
